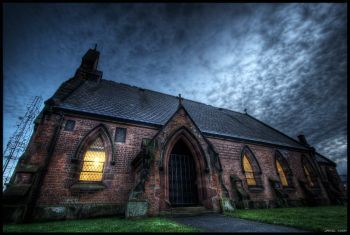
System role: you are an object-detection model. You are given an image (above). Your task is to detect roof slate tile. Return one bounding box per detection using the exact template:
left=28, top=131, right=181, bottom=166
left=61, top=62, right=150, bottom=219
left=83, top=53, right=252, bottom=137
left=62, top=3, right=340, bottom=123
left=56, top=79, right=308, bottom=150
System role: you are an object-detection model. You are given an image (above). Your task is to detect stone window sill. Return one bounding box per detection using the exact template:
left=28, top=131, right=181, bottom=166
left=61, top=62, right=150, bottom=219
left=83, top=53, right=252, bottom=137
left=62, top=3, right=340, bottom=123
left=70, top=182, right=106, bottom=192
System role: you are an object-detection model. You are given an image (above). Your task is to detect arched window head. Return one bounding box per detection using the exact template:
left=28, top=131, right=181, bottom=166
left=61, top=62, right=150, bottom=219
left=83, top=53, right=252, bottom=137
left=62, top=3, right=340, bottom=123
left=275, top=150, right=294, bottom=188
left=243, top=154, right=256, bottom=186
left=72, top=124, right=115, bottom=165
left=276, top=159, right=288, bottom=187
left=79, top=136, right=106, bottom=181
left=241, top=146, right=262, bottom=189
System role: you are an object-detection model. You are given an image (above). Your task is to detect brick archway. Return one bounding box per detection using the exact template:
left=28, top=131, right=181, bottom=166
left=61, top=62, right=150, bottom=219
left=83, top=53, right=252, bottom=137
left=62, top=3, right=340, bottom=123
left=160, top=127, right=211, bottom=210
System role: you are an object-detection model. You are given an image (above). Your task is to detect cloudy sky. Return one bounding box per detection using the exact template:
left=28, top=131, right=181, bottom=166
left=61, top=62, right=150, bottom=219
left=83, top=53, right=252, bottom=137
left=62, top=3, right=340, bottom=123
left=3, top=3, right=347, bottom=175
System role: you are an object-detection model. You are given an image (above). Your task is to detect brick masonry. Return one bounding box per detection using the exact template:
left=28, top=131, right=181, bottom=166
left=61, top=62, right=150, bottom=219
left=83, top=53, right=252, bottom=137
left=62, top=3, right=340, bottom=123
left=8, top=103, right=344, bottom=222
left=17, top=106, right=334, bottom=215
left=33, top=113, right=158, bottom=207
left=6, top=102, right=344, bottom=222
left=4, top=48, right=344, bottom=223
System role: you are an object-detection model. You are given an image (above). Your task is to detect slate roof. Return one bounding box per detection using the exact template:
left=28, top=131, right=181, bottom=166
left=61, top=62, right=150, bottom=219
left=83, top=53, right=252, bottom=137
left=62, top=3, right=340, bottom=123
left=315, top=152, right=336, bottom=165
left=55, top=79, right=309, bottom=150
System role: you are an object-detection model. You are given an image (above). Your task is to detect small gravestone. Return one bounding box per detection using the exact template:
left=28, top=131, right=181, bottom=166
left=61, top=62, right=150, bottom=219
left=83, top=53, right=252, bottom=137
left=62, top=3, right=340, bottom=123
left=125, top=201, right=148, bottom=218
left=220, top=197, right=235, bottom=212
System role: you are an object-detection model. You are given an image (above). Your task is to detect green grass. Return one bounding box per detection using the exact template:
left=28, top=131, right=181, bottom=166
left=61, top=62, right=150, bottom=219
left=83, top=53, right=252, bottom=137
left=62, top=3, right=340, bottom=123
left=225, top=205, right=347, bottom=232
left=3, top=216, right=201, bottom=232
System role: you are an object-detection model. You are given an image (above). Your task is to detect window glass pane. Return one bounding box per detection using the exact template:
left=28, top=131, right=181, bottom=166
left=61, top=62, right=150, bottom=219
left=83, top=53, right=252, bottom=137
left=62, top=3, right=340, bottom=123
left=243, top=155, right=256, bottom=185
left=276, top=160, right=288, bottom=186
left=79, top=136, right=106, bottom=182
left=64, top=120, right=75, bottom=131
left=82, top=161, right=104, bottom=172
left=115, top=128, right=126, bottom=143
left=84, top=151, right=106, bottom=162
left=243, top=155, right=253, bottom=172
left=79, top=172, right=103, bottom=181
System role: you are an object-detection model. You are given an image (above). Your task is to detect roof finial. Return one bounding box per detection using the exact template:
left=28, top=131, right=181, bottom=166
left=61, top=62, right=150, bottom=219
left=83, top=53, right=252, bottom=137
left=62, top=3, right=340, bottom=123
left=94, top=43, right=97, bottom=50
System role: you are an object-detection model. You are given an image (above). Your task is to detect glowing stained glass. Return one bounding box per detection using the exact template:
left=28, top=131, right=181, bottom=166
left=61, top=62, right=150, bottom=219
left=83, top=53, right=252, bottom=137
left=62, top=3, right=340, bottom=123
left=276, top=160, right=288, bottom=186
left=243, top=154, right=256, bottom=186
left=79, top=137, right=106, bottom=182
left=80, top=172, right=103, bottom=181
left=81, top=160, right=104, bottom=172
left=83, top=151, right=106, bottom=163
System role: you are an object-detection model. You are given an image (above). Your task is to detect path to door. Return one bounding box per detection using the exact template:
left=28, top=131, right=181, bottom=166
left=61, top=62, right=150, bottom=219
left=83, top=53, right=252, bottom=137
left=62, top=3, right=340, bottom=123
left=171, top=214, right=307, bottom=232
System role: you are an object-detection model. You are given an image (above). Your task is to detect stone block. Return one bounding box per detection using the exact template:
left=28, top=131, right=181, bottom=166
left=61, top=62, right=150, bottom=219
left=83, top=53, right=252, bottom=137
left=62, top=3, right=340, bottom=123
left=220, top=197, right=235, bottom=212
left=33, top=206, right=67, bottom=221
left=125, top=201, right=148, bottom=218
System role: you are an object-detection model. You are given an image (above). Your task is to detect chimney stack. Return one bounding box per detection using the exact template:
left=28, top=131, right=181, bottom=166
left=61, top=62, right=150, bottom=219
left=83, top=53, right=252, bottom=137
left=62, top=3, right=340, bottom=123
left=75, top=46, right=103, bottom=82
left=297, top=134, right=309, bottom=146
left=81, top=48, right=100, bottom=71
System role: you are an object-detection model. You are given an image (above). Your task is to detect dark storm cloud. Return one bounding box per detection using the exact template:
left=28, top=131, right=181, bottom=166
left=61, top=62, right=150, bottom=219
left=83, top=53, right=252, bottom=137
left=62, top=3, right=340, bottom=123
left=3, top=3, right=347, bottom=175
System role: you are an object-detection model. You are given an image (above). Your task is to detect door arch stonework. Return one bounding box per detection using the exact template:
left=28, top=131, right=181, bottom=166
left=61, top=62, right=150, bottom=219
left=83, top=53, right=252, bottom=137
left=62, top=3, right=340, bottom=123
left=159, top=127, right=213, bottom=210
left=168, top=139, right=198, bottom=206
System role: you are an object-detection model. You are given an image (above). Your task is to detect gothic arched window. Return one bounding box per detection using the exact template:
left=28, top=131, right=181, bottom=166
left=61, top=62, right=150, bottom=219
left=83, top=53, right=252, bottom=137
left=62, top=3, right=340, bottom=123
left=241, top=146, right=262, bottom=188
left=302, top=156, right=318, bottom=188
left=79, top=136, right=106, bottom=181
left=276, top=159, right=288, bottom=187
left=275, top=151, right=294, bottom=188
left=303, top=165, right=314, bottom=187
left=243, top=154, right=256, bottom=185
left=70, top=124, right=115, bottom=189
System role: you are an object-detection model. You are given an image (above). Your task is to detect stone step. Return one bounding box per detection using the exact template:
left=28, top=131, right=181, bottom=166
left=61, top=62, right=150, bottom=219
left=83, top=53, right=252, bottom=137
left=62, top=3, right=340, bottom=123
left=172, top=206, right=209, bottom=212
left=160, top=206, right=217, bottom=217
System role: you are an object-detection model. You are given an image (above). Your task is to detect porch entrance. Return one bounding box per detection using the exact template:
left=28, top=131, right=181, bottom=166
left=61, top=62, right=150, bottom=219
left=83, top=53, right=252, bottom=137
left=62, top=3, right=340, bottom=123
left=169, top=139, right=198, bottom=207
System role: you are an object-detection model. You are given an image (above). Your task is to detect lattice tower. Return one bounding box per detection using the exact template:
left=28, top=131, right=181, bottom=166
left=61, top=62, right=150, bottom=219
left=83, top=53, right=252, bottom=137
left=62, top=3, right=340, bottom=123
left=3, top=96, right=43, bottom=190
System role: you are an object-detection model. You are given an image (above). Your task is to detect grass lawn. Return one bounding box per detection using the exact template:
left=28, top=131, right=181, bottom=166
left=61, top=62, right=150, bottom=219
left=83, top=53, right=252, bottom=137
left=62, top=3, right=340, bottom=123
left=3, top=216, right=201, bottom=232
left=225, top=205, right=347, bottom=232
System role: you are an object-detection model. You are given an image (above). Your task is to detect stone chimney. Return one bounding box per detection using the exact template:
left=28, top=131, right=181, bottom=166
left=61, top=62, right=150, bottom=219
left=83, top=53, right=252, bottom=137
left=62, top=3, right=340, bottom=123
left=45, top=47, right=103, bottom=107
left=297, top=134, right=310, bottom=147
left=81, top=47, right=99, bottom=71
left=75, top=45, right=103, bottom=82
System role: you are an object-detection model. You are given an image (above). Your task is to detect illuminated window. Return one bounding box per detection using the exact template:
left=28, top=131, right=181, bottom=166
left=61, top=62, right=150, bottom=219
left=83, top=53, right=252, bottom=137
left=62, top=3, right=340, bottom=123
left=276, top=160, right=288, bottom=187
left=79, top=137, right=106, bottom=181
left=243, top=154, right=256, bottom=185
left=303, top=165, right=314, bottom=187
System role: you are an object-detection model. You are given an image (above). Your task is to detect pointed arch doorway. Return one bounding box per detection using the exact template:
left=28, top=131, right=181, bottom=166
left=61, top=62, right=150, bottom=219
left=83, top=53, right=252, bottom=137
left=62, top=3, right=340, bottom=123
left=168, top=139, right=199, bottom=207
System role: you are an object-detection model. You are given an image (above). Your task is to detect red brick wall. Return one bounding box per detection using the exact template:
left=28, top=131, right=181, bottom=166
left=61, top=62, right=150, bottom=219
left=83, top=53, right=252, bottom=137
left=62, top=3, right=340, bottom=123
left=207, top=137, right=329, bottom=203
left=25, top=113, right=59, bottom=166
left=31, top=113, right=158, bottom=207
left=24, top=109, right=330, bottom=215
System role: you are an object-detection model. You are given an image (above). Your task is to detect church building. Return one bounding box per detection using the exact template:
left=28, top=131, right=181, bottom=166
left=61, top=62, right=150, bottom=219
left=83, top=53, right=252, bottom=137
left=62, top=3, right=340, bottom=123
left=3, top=48, right=345, bottom=223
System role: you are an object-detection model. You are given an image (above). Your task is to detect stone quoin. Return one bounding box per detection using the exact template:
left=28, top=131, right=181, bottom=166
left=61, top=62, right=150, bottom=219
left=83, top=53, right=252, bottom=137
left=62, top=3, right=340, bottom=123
left=3, top=47, right=346, bottom=223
